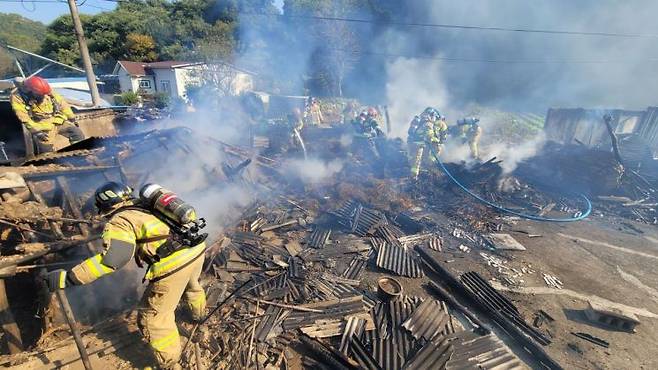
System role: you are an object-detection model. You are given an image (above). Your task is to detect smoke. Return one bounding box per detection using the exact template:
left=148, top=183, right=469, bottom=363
left=282, top=157, right=344, bottom=185
left=378, top=0, right=658, bottom=111
left=385, top=57, right=452, bottom=139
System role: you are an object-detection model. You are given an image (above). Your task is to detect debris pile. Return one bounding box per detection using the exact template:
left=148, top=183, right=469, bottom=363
left=192, top=197, right=526, bottom=369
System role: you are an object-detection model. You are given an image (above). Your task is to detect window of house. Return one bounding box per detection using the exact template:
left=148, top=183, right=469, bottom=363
left=161, top=80, right=171, bottom=93
left=139, top=79, right=151, bottom=89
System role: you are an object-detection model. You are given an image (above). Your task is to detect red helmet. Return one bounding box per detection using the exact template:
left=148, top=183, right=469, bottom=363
left=367, top=107, right=378, bottom=118
left=24, top=76, right=52, bottom=96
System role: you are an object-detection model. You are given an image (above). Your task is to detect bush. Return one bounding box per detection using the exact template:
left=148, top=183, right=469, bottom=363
left=153, top=92, right=171, bottom=109
left=115, top=91, right=139, bottom=106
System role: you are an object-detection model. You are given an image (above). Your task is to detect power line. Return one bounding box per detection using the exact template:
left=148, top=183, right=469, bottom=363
left=240, top=11, right=658, bottom=40
left=345, top=49, right=658, bottom=65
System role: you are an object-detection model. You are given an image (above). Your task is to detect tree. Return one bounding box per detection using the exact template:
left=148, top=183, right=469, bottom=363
left=124, top=33, right=158, bottom=62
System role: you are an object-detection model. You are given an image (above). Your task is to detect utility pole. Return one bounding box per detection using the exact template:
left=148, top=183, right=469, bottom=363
left=66, top=0, right=101, bottom=107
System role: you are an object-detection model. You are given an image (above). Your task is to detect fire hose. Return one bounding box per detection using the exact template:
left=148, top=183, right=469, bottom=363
left=430, top=148, right=592, bottom=222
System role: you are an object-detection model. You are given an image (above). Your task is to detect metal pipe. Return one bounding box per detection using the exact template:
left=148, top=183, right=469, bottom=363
left=56, top=290, right=93, bottom=370
left=2, top=44, right=85, bottom=73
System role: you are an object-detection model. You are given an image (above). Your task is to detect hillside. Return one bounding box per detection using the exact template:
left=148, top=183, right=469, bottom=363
left=0, top=13, right=47, bottom=78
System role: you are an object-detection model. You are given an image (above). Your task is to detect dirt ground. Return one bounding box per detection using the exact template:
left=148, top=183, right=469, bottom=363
left=502, top=217, right=658, bottom=370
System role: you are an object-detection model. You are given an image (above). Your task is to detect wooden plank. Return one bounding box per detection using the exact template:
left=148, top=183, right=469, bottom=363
left=0, top=279, right=22, bottom=354
left=25, top=180, right=65, bottom=239
left=56, top=176, right=96, bottom=255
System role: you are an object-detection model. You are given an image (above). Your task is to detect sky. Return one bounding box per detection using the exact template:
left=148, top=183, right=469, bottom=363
left=2, top=0, right=282, bottom=24
left=0, top=0, right=116, bottom=24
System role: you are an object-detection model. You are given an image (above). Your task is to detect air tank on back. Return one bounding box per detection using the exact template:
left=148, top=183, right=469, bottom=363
left=139, top=183, right=197, bottom=226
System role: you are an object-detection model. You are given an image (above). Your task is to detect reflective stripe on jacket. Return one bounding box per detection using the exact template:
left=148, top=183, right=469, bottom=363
left=70, top=208, right=205, bottom=284
left=9, top=89, right=74, bottom=132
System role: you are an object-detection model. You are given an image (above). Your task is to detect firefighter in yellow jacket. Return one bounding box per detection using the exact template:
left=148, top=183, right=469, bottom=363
left=456, top=117, right=482, bottom=159
left=407, top=107, right=448, bottom=179
left=46, top=182, right=206, bottom=369
left=10, top=76, right=85, bottom=153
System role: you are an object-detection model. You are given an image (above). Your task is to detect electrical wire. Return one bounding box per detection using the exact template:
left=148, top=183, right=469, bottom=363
left=336, top=49, right=658, bottom=65
left=429, top=147, right=592, bottom=222
left=239, top=11, right=658, bottom=40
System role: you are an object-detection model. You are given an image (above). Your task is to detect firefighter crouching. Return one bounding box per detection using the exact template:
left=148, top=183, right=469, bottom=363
left=10, top=76, right=85, bottom=153
left=46, top=182, right=207, bottom=369
left=351, top=107, right=385, bottom=159
left=407, top=107, right=448, bottom=180
left=456, top=117, right=482, bottom=159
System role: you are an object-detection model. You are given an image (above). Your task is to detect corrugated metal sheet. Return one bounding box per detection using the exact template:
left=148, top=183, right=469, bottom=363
left=398, top=233, right=434, bottom=246
left=351, top=335, right=383, bottom=370
left=307, top=227, right=332, bottom=249
left=389, top=298, right=420, bottom=363
left=330, top=200, right=388, bottom=236
left=341, top=256, right=367, bottom=279
left=402, top=299, right=455, bottom=341
left=255, top=305, right=288, bottom=342
left=637, top=106, right=658, bottom=151
left=339, top=316, right=365, bottom=354
left=283, top=296, right=367, bottom=331
left=371, top=302, right=389, bottom=339
left=460, top=272, right=551, bottom=345
left=403, top=340, right=453, bottom=370
left=446, top=333, right=525, bottom=370
left=427, top=236, right=443, bottom=251
left=373, top=337, right=405, bottom=370
left=375, top=224, right=405, bottom=245
left=376, top=243, right=424, bottom=278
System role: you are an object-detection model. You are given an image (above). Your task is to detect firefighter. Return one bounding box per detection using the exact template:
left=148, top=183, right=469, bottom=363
left=351, top=107, right=385, bottom=159
left=10, top=76, right=85, bottom=153
left=304, top=97, right=324, bottom=126
left=456, top=117, right=482, bottom=159
left=407, top=107, right=447, bottom=179
left=287, top=107, right=306, bottom=154
left=45, top=182, right=206, bottom=369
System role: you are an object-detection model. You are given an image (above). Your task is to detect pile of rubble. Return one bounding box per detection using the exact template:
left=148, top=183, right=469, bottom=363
left=188, top=195, right=535, bottom=369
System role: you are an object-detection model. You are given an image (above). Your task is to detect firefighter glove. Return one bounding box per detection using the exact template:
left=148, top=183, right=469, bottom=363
left=46, top=269, right=69, bottom=291
left=34, top=131, right=49, bottom=141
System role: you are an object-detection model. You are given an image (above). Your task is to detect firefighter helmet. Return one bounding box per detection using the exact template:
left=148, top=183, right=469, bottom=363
left=24, top=76, right=52, bottom=96
left=94, top=182, right=134, bottom=212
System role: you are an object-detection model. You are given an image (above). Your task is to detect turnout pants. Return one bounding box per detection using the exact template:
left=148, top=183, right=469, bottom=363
left=34, top=122, right=85, bottom=153
left=408, top=141, right=442, bottom=179
left=468, top=128, right=482, bottom=159
left=138, top=255, right=206, bottom=369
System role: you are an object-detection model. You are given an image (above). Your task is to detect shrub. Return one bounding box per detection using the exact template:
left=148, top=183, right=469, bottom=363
left=153, top=92, right=171, bottom=109
left=116, top=91, right=139, bottom=106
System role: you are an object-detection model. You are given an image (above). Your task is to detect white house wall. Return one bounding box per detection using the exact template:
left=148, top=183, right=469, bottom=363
left=131, top=75, right=155, bottom=95
left=153, top=68, right=178, bottom=97
left=117, top=68, right=135, bottom=93
left=174, top=67, right=203, bottom=99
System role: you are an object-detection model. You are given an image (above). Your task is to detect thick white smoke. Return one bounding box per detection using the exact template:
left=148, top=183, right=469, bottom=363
left=385, top=57, right=452, bottom=139
left=283, top=157, right=344, bottom=185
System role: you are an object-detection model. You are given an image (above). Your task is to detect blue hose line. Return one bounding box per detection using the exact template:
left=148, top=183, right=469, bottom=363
left=429, top=148, right=592, bottom=222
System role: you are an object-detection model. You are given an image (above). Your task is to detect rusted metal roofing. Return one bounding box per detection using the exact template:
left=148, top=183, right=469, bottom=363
left=376, top=243, right=424, bottom=278
left=402, top=299, right=456, bottom=341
